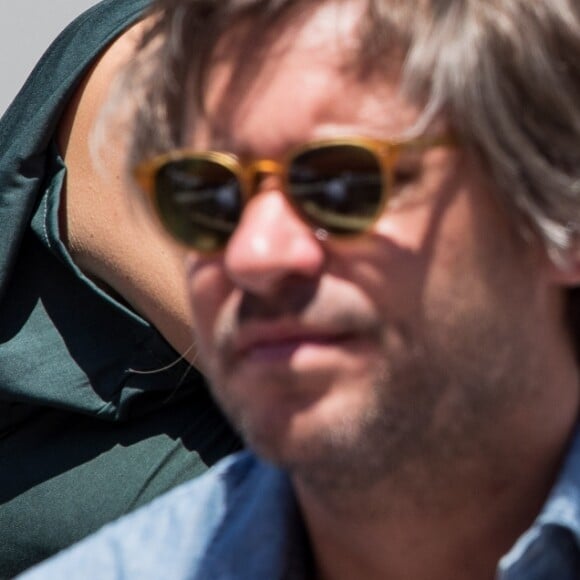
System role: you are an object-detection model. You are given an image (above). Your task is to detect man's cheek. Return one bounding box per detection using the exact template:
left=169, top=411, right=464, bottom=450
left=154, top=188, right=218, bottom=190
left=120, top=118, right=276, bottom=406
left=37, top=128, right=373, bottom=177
left=187, top=256, right=228, bottom=321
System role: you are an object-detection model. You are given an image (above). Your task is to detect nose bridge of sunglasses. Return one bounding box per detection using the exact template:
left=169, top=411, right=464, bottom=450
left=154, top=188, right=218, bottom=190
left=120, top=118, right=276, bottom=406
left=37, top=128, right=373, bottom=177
left=243, top=158, right=286, bottom=197
left=377, top=142, right=403, bottom=171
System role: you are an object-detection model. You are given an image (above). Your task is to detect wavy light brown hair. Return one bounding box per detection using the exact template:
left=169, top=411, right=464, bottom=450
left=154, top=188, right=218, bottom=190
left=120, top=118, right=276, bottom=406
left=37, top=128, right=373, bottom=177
left=113, top=0, right=580, bottom=348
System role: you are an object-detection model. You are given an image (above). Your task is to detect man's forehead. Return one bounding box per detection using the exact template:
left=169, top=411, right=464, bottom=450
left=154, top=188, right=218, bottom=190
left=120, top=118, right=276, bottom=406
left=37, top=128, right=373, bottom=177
left=211, top=0, right=365, bottom=56
left=199, top=1, right=364, bottom=98
left=189, top=68, right=417, bottom=156
left=186, top=1, right=413, bottom=151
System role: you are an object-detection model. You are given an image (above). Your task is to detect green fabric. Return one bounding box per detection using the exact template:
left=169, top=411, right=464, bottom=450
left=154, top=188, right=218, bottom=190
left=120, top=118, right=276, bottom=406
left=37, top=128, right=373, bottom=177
left=0, top=1, right=241, bottom=576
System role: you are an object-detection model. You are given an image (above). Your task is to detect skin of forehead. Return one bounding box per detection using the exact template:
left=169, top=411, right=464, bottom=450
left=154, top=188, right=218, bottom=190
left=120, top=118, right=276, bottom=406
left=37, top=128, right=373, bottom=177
left=187, top=1, right=418, bottom=155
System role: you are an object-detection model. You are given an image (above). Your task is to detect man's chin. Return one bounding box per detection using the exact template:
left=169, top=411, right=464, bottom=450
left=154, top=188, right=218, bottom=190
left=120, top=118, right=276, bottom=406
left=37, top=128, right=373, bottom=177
left=231, top=396, right=366, bottom=473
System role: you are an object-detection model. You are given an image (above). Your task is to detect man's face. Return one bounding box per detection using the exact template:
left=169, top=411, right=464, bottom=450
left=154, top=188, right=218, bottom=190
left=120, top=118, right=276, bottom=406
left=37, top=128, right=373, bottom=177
left=183, top=2, right=571, bottom=488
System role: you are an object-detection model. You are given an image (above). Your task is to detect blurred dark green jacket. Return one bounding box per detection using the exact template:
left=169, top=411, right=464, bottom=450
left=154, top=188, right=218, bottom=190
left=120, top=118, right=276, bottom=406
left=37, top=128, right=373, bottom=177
left=0, top=1, right=241, bottom=576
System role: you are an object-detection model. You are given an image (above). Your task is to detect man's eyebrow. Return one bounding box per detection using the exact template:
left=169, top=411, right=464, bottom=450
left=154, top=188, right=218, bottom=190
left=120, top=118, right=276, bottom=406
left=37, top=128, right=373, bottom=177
left=203, top=140, right=252, bottom=158
left=196, top=126, right=244, bottom=153
left=197, top=134, right=294, bottom=160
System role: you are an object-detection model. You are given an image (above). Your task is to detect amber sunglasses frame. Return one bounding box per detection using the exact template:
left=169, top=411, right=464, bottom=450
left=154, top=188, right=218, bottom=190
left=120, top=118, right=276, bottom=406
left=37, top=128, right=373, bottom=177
left=133, top=134, right=454, bottom=251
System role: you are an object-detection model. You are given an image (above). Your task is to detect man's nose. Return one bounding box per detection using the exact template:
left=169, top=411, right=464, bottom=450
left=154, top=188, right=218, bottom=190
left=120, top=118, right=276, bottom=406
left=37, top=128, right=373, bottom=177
left=224, top=189, right=325, bottom=296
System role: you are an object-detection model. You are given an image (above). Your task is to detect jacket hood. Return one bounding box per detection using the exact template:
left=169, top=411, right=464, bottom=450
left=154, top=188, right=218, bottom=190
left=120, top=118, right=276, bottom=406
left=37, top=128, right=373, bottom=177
left=0, top=0, right=201, bottom=429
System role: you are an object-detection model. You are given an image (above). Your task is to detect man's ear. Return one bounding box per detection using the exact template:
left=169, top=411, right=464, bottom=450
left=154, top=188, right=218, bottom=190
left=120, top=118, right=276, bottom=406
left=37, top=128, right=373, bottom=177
left=545, top=244, right=580, bottom=287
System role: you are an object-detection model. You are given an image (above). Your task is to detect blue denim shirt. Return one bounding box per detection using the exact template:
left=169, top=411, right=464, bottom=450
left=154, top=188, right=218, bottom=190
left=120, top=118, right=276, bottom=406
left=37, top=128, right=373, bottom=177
left=20, top=431, right=580, bottom=579
left=497, top=428, right=580, bottom=579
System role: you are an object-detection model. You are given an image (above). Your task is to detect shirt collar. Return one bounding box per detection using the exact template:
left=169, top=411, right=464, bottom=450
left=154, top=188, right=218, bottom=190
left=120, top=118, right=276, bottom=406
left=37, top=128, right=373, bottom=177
left=498, top=425, right=580, bottom=578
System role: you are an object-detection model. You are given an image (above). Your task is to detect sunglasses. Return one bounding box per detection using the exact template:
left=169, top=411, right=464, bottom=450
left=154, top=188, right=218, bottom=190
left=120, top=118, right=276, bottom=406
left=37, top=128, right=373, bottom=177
left=134, top=135, right=452, bottom=252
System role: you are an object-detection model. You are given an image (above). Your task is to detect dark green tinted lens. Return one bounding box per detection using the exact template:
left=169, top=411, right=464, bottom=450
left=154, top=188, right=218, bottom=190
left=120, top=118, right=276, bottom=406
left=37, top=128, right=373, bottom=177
left=288, top=144, right=384, bottom=235
left=154, top=158, right=242, bottom=251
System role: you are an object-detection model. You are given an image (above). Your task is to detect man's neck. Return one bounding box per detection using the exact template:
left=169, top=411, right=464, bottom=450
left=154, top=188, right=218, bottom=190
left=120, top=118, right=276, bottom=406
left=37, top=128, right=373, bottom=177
left=292, top=433, right=572, bottom=580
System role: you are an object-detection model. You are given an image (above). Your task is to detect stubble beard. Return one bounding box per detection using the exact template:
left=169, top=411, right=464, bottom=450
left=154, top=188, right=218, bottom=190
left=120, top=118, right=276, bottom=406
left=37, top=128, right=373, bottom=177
left=210, top=312, right=538, bottom=518
left=217, top=335, right=453, bottom=470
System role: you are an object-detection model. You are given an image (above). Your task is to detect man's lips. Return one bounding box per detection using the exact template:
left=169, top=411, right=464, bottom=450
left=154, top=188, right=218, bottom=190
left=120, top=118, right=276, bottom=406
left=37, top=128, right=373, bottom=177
left=230, top=323, right=359, bottom=362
